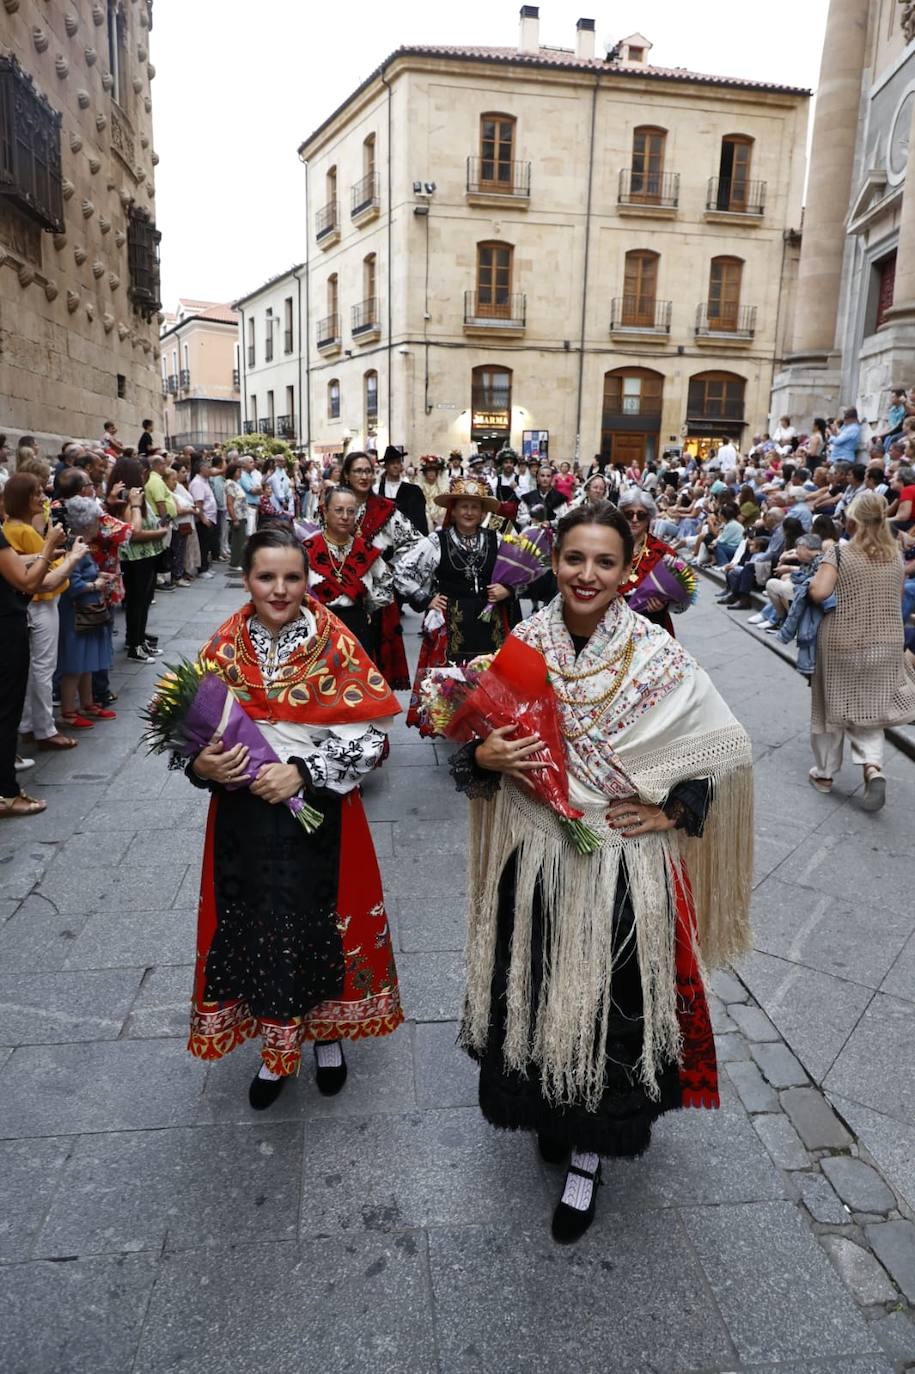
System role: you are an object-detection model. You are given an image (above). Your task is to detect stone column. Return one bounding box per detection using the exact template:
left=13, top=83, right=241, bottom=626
left=883, top=93, right=915, bottom=320
left=790, top=0, right=869, bottom=358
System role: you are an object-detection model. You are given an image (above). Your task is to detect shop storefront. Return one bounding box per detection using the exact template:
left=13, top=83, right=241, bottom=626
left=684, top=371, right=747, bottom=461
left=471, top=364, right=512, bottom=456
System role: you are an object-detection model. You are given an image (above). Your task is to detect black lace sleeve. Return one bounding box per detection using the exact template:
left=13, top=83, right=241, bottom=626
left=448, top=740, right=500, bottom=800
left=662, top=778, right=712, bottom=837
left=174, top=751, right=215, bottom=791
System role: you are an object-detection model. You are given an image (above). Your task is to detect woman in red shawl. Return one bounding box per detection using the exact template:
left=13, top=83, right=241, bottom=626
left=186, top=526, right=403, bottom=1109
left=618, top=488, right=685, bottom=637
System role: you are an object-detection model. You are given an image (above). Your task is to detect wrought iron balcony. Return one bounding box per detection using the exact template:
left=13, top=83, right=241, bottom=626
left=352, top=297, right=380, bottom=337
left=466, top=157, right=531, bottom=199
left=0, top=55, right=64, bottom=233
left=315, top=200, right=339, bottom=243
left=242, top=420, right=256, bottom=434
left=706, top=177, right=766, bottom=216
left=232, top=368, right=240, bottom=388
left=686, top=399, right=746, bottom=424
left=179, top=369, right=190, bottom=389
left=610, top=297, right=672, bottom=334
left=617, top=168, right=679, bottom=210
left=165, top=374, right=178, bottom=395
left=316, top=312, right=341, bottom=350
left=258, top=419, right=275, bottom=436
left=695, top=303, right=757, bottom=339
left=463, top=291, right=526, bottom=330
left=276, top=415, right=296, bottom=438
left=351, top=171, right=380, bottom=220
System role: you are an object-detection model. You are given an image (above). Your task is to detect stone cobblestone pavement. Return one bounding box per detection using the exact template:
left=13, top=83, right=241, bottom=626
left=1, top=572, right=914, bottom=1372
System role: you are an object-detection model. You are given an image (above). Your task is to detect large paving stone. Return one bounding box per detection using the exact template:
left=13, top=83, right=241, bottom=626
left=780, top=825, right=913, bottom=917
left=795, top=1170, right=850, bottom=1225
left=133, top=1235, right=436, bottom=1374
left=123, top=965, right=194, bottom=1039
left=864, top=1219, right=915, bottom=1303
left=737, top=949, right=873, bottom=1084
left=0, top=894, right=91, bottom=973
left=0, top=1137, right=71, bottom=1260
left=780, top=1087, right=853, bottom=1150
left=63, top=903, right=197, bottom=969
left=753, top=1113, right=810, bottom=1169
left=881, top=927, right=915, bottom=1000
left=828, top=1092, right=915, bottom=1214
left=727, top=1002, right=779, bottom=1041
left=364, top=769, right=463, bottom=824
left=820, top=1156, right=896, bottom=1215
left=34, top=860, right=190, bottom=915
left=0, top=1252, right=159, bottom=1374
left=395, top=893, right=467, bottom=953
left=0, top=781, right=109, bottom=843
left=80, top=788, right=209, bottom=832
left=0, top=840, right=58, bottom=900
left=820, top=1235, right=898, bottom=1306
left=725, top=1058, right=778, bottom=1114
left=681, top=1201, right=879, bottom=1364
left=379, top=850, right=467, bottom=901
left=299, top=1108, right=553, bottom=1238
left=36, top=1123, right=302, bottom=1257
left=711, top=967, right=749, bottom=1004
left=870, top=1309, right=915, bottom=1362
left=413, top=1021, right=479, bottom=1109
left=0, top=1039, right=206, bottom=1138
left=0, top=969, right=144, bottom=1046
left=751, top=876, right=914, bottom=991
left=427, top=1214, right=734, bottom=1373
left=397, top=949, right=464, bottom=1021
left=749, top=1040, right=808, bottom=1088
left=194, top=1027, right=416, bottom=1125
left=825, top=992, right=915, bottom=1127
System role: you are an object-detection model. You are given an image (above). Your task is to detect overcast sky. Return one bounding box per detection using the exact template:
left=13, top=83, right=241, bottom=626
left=151, top=0, right=830, bottom=309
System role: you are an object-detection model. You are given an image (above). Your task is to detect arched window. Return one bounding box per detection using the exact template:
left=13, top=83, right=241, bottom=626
left=364, top=370, right=378, bottom=439
left=600, top=367, right=664, bottom=467
left=687, top=371, right=746, bottom=421
left=327, top=378, right=341, bottom=420
left=631, top=126, right=666, bottom=202
left=471, top=365, right=512, bottom=424
left=707, top=256, right=743, bottom=331
left=622, top=249, right=659, bottom=326
left=476, top=241, right=514, bottom=318
left=479, top=113, right=516, bottom=189
left=717, top=135, right=753, bottom=211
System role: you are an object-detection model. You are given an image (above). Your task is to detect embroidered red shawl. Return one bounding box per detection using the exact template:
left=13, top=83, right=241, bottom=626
left=305, top=533, right=381, bottom=605
left=200, top=600, right=400, bottom=726
left=359, top=493, right=395, bottom=543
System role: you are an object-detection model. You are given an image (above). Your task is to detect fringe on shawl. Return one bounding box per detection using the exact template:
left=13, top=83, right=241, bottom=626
left=461, top=756, right=753, bottom=1114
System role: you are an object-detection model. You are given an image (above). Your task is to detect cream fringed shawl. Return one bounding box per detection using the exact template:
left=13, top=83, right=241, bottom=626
left=460, top=595, right=753, bottom=1112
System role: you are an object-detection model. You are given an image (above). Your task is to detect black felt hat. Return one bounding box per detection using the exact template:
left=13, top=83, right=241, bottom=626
left=382, top=445, right=407, bottom=465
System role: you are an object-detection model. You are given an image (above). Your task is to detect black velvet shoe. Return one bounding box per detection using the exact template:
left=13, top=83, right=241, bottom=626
left=551, top=1161, right=602, bottom=1245
left=717, top=592, right=738, bottom=605
left=314, top=1040, right=348, bottom=1096
left=248, top=1071, right=287, bottom=1111
left=537, top=1131, right=568, bottom=1165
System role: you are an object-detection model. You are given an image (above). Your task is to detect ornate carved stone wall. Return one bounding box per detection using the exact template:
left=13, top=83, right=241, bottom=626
left=0, top=0, right=163, bottom=448
left=900, top=1, right=915, bottom=44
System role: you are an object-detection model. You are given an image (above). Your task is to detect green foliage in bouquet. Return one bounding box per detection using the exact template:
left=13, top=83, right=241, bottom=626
left=139, top=657, right=207, bottom=755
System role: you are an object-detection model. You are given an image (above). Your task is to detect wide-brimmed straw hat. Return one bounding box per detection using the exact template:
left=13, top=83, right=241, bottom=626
left=434, top=476, right=500, bottom=513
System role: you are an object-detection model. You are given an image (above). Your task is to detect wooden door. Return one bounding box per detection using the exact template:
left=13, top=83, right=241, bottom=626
left=480, top=116, right=515, bottom=189
left=632, top=128, right=665, bottom=202
left=623, top=251, right=658, bottom=327
left=720, top=137, right=752, bottom=210
left=613, top=434, right=647, bottom=467
left=477, top=243, right=512, bottom=317
left=708, top=258, right=741, bottom=331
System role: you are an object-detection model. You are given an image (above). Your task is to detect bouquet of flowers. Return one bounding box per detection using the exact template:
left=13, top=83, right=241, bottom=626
left=626, top=554, right=698, bottom=614
left=480, top=527, right=552, bottom=620
left=419, top=636, right=600, bottom=853
left=141, top=658, right=323, bottom=832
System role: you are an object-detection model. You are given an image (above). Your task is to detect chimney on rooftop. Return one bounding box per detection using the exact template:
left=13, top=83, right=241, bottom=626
left=576, top=17, right=596, bottom=60
left=519, top=4, right=540, bottom=53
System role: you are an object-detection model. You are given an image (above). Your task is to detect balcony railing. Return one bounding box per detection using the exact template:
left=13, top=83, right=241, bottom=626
left=315, top=200, right=339, bottom=241
left=466, top=157, right=531, bottom=199
left=695, top=304, right=757, bottom=338
left=258, top=419, right=275, bottom=436
left=464, top=290, right=526, bottom=328
left=352, top=297, right=379, bottom=336
left=165, top=374, right=178, bottom=395
left=351, top=171, right=380, bottom=218
left=179, top=368, right=190, bottom=389
left=706, top=177, right=766, bottom=216
left=610, top=297, right=672, bottom=333
left=316, top=312, right=341, bottom=348
left=276, top=415, right=296, bottom=438
left=618, top=168, right=680, bottom=209
left=247, top=345, right=255, bottom=366
left=242, top=420, right=256, bottom=434
left=232, top=368, right=240, bottom=388
left=284, top=329, right=294, bottom=354
left=687, top=401, right=746, bottom=424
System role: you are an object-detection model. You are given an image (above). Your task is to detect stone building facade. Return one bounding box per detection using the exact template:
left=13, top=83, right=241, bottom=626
left=233, top=264, right=305, bottom=446
left=295, top=7, right=809, bottom=466
left=0, top=0, right=162, bottom=452
left=771, top=0, right=915, bottom=433
left=160, top=299, right=240, bottom=450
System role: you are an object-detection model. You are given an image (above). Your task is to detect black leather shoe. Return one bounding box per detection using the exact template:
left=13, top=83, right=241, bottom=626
left=314, top=1040, right=348, bottom=1096
left=717, top=592, right=738, bottom=605
left=248, top=1071, right=287, bottom=1110
left=551, top=1161, right=602, bottom=1244
left=537, top=1131, right=568, bottom=1165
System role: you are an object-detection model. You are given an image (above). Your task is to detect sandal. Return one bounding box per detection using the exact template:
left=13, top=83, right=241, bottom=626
left=808, top=769, right=833, bottom=794
left=36, top=733, right=78, bottom=751
left=862, top=765, right=886, bottom=813
left=82, top=704, right=117, bottom=719
left=60, top=712, right=94, bottom=730
left=0, top=793, right=47, bottom=817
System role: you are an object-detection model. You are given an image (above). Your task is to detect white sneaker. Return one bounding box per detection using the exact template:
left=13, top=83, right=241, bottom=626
left=747, top=613, right=766, bottom=625
left=763, top=625, right=781, bottom=635
left=199, top=571, right=215, bottom=580
left=15, top=755, right=35, bottom=771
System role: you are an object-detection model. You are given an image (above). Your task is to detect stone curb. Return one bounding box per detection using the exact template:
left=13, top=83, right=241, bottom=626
left=712, top=966, right=915, bottom=1360
left=696, top=563, right=915, bottom=764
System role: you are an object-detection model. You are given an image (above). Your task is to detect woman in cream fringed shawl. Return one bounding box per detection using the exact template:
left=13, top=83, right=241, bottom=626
left=449, top=502, right=753, bottom=1244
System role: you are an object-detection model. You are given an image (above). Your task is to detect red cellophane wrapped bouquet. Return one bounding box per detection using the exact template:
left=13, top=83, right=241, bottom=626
left=419, top=635, right=600, bottom=853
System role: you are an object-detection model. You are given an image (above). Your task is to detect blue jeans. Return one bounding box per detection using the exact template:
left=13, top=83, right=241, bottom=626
left=714, top=543, right=739, bottom=567
left=903, top=577, right=915, bottom=623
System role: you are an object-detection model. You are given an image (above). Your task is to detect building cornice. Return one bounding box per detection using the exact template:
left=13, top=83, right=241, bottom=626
left=159, top=315, right=239, bottom=344
left=233, top=263, right=307, bottom=310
